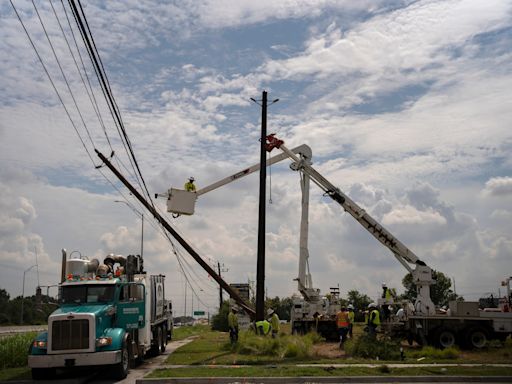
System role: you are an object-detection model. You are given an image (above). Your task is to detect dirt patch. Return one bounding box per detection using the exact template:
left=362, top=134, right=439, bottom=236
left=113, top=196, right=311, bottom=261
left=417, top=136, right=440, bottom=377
left=312, top=342, right=347, bottom=359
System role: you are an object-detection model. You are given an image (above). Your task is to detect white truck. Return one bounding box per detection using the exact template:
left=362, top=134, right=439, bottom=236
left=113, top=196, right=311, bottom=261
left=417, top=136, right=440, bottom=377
left=264, top=134, right=512, bottom=348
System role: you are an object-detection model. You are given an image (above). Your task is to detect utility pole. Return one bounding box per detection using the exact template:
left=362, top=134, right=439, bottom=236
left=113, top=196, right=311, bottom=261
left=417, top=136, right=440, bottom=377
left=218, top=262, right=228, bottom=308
left=184, top=280, right=187, bottom=318
left=250, top=91, right=278, bottom=321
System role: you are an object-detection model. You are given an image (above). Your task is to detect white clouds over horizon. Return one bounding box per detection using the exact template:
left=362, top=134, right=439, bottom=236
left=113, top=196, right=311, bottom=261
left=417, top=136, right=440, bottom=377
left=1, top=0, right=511, bottom=311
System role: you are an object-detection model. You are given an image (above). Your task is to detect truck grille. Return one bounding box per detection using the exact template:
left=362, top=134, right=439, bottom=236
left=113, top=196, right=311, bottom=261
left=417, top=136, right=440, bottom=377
left=51, top=319, right=90, bottom=350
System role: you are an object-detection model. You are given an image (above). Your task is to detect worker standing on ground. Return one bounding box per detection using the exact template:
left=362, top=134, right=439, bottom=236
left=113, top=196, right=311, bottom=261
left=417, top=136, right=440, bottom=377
left=268, top=309, right=280, bottom=338
left=347, top=304, right=355, bottom=338
left=184, top=177, right=196, bottom=192
left=336, top=305, right=350, bottom=348
left=228, top=307, right=239, bottom=344
left=367, top=303, right=380, bottom=338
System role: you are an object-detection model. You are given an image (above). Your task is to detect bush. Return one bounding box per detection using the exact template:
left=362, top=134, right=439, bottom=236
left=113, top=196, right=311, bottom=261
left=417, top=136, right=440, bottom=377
left=211, top=301, right=230, bottom=332
left=228, top=331, right=318, bottom=360
left=345, top=335, right=401, bottom=360
left=0, top=332, right=36, bottom=369
left=408, top=346, right=459, bottom=360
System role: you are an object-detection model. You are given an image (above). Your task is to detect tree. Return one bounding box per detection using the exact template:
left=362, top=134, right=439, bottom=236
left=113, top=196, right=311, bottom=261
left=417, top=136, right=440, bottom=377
left=347, top=289, right=372, bottom=311
left=265, top=296, right=293, bottom=321
left=401, top=270, right=459, bottom=307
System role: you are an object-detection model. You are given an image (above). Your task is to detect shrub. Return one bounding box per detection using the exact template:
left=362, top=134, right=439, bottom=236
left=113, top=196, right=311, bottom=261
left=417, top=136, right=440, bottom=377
left=0, top=332, right=36, bottom=369
left=345, top=335, right=401, bottom=360
left=408, top=346, right=459, bottom=360
left=229, top=331, right=315, bottom=360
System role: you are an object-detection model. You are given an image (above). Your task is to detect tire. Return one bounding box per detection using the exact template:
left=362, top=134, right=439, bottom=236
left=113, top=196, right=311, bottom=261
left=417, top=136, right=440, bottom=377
left=433, top=328, right=456, bottom=349
left=150, top=327, right=162, bottom=356
left=465, top=327, right=488, bottom=349
left=113, top=341, right=130, bottom=380
left=31, top=368, right=56, bottom=380
left=160, top=326, right=167, bottom=353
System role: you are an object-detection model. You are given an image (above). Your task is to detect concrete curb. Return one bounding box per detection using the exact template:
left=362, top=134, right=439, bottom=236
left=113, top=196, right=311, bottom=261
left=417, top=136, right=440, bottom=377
left=136, top=376, right=512, bottom=384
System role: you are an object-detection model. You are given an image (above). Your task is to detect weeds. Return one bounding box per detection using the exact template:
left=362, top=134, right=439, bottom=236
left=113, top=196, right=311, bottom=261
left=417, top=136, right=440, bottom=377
left=0, top=332, right=36, bottom=369
left=344, top=335, right=401, bottom=360
left=408, top=346, right=460, bottom=360
left=228, top=330, right=321, bottom=360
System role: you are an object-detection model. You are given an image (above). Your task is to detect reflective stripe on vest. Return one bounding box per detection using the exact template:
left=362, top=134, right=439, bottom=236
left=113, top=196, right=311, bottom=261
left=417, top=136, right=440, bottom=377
left=336, top=311, right=350, bottom=327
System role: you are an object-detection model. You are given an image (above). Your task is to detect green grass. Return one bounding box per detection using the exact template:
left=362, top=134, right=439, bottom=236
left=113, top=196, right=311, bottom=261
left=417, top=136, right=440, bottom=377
left=0, top=332, right=36, bottom=370
left=148, top=365, right=512, bottom=378
left=165, top=329, right=324, bottom=365
left=172, top=324, right=210, bottom=341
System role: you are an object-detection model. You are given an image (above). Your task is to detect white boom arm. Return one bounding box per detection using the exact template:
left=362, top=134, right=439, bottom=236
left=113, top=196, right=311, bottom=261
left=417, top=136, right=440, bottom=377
left=162, top=144, right=320, bottom=302
left=266, top=134, right=436, bottom=315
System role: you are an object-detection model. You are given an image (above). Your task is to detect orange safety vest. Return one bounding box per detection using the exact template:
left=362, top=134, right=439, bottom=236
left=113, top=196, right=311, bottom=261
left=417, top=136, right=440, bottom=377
left=336, top=310, right=350, bottom=328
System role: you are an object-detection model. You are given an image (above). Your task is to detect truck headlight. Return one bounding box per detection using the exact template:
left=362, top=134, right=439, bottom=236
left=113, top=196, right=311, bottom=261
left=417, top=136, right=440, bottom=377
left=96, top=337, right=112, bottom=347
left=33, top=340, right=47, bottom=349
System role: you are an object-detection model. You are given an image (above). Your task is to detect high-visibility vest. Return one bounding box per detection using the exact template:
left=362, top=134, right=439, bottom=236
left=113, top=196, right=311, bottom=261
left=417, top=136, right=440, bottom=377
left=228, top=312, right=238, bottom=328
left=184, top=181, right=196, bottom=192
left=348, top=310, right=355, bottom=323
left=336, top=311, right=350, bottom=328
left=369, top=309, right=381, bottom=326
left=256, top=320, right=271, bottom=335
left=270, top=313, right=280, bottom=332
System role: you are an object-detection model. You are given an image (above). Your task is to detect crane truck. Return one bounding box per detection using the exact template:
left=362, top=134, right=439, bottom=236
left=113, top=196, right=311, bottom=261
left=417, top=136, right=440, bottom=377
left=264, top=134, right=512, bottom=348
left=28, top=250, right=172, bottom=380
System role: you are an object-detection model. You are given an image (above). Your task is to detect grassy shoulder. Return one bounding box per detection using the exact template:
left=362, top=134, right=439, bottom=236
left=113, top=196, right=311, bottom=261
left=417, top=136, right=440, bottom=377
left=0, top=367, right=31, bottom=382
left=171, top=324, right=210, bottom=341
left=164, top=324, right=512, bottom=368
left=149, top=365, right=512, bottom=378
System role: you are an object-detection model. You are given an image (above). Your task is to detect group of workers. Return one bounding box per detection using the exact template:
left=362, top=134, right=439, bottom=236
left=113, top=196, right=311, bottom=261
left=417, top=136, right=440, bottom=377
left=228, top=307, right=280, bottom=344
left=335, top=303, right=381, bottom=348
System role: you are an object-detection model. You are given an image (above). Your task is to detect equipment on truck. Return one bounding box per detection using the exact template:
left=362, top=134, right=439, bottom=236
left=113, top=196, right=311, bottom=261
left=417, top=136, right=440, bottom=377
left=28, top=249, right=173, bottom=380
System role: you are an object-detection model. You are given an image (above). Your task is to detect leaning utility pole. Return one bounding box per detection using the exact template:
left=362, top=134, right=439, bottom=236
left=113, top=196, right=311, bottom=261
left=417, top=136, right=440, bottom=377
left=95, top=150, right=255, bottom=317
left=218, top=262, right=228, bottom=309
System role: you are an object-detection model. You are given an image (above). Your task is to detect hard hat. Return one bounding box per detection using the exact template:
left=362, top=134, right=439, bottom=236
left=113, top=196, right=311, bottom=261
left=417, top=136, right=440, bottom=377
left=189, top=177, right=195, bottom=181
left=267, top=308, right=274, bottom=316
left=368, top=303, right=377, bottom=309
left=382, top=282, right=387, bottom=287
left=347, top=304, right=354, bottom=310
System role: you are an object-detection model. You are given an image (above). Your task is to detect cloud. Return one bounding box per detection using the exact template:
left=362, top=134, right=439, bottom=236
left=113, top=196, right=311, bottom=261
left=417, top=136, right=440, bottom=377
left=483, top=177, right=512, bottom=196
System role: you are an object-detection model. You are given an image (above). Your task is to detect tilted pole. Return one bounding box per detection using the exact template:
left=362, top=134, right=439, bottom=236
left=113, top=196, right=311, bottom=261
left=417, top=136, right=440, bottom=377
left=95, top=149, right=255, bottom=317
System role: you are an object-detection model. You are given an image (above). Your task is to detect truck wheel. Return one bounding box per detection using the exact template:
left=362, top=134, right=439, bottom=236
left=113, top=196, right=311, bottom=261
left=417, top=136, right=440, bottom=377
left=31, top=368, right=56, bottom=380
left=465, top=327, right=488, bottom=349
left=434, top=328, right=456, bottom=349
left=160, top=326, right=167, bottom=353
left=113, top=341, right=129, bottom=379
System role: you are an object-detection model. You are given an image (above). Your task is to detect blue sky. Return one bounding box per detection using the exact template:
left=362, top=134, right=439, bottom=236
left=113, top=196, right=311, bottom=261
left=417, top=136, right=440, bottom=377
left=1, top=0, right=512, bottom=315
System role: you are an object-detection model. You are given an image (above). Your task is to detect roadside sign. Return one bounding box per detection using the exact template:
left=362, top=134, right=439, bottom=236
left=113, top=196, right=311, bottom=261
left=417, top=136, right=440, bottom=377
left=193, top=310, right=205, bottom=316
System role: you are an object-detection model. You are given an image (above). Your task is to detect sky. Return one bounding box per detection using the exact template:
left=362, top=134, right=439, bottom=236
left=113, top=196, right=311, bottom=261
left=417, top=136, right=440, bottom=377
left=1, top=0, right=512, bottom=317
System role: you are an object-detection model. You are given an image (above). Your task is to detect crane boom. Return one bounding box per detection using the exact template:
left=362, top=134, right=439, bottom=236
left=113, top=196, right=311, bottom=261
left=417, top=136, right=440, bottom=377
left=266, top=134, right=436, bottom=315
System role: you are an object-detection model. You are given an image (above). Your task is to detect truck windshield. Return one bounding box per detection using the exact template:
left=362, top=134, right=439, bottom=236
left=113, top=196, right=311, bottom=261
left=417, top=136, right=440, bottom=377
left=61, top=285, right=116, bottom=304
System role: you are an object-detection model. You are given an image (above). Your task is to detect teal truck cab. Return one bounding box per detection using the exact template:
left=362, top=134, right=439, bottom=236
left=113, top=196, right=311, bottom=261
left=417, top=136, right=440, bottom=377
left=28, top=250, right=172, bottom=380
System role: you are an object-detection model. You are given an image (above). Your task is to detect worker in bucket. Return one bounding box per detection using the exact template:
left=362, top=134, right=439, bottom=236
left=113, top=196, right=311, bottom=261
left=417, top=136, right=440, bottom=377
left=347, top=304, right=355, bottom=338
left=268, top=308, right=280, bottom=338
left=228, top=307, right=239, bottom=344
left=184, top=177, right=196, bottom=192
left=336, top=305, right=350, bottom=348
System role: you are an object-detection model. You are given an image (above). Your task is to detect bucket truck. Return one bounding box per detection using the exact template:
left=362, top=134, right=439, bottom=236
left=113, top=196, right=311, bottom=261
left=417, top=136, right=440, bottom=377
left=265, top=134, right=512, bottom=348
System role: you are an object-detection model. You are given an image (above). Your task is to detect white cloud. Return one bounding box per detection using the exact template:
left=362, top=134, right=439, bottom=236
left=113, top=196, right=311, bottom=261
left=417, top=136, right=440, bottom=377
left=483, top=177, right=512, bottom=196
